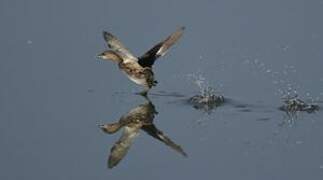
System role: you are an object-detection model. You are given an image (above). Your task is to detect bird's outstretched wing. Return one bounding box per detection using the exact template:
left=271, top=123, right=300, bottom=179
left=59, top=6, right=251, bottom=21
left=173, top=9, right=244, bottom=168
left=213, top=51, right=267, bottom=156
left=103, top=31, right=138, bottom=63
left=138, top=27, right=185, bottom=68
left=108, top=125, right=141, bottom=168
left=142, top=124, right=187, bottom=157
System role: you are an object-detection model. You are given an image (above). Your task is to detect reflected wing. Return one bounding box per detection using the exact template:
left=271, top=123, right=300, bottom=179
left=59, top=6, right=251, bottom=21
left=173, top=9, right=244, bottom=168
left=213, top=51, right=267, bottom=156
left=103, top=31, right=138, bottom=62
left=138, top=27, right=185, bottom=68
left=108, top=125, right=141, bottom=168
left=142, top=124, right=187, bottom=157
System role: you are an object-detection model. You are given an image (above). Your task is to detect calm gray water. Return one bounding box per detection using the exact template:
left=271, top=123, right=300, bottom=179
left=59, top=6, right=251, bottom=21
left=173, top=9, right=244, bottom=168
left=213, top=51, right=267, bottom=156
left=1, top=0, right=323, bottom=179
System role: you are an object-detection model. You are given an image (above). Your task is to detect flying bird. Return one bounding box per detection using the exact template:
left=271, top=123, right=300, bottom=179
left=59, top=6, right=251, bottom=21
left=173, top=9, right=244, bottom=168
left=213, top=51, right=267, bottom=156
left=97, top=27, right=185, bottom=96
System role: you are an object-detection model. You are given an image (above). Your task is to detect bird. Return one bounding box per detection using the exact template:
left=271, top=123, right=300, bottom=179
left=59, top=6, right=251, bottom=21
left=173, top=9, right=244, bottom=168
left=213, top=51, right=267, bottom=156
left=97, top=27, right=185, bottom=96
left=98, top=98, right=187, bottom=168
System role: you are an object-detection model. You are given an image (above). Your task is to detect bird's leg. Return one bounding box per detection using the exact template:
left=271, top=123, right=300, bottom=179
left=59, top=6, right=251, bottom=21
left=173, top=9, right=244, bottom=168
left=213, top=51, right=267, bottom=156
left=139, top=90, right=148, bottom=97
left=134, top=90, right=148, bottom=97
left=135, top=87, right=150, bottom=97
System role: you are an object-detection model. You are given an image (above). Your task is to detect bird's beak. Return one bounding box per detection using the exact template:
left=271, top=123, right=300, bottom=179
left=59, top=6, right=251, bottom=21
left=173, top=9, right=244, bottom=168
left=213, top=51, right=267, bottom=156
left=96, top=53, right=104, bottom=59
left=98, top=124, right=105, bottom=128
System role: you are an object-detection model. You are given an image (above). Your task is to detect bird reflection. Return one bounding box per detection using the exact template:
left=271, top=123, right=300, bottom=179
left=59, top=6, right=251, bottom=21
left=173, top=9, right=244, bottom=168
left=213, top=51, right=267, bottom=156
left=99, top=98, right=187, bottom=168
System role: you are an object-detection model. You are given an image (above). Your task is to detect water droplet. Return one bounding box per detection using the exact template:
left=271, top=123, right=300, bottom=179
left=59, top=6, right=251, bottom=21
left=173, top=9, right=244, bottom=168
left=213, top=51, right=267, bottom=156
left=281, top=45, right=289, bottom=51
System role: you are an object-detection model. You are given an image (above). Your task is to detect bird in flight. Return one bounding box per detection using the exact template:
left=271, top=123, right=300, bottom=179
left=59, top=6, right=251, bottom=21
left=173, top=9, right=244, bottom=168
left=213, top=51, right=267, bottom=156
left=97, top=27, right=185, bottom=96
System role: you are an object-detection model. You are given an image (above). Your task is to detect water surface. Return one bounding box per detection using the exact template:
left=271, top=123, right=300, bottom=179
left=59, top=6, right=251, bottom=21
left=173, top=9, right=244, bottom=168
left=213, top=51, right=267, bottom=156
left=1, top=0, right=323, bottom=179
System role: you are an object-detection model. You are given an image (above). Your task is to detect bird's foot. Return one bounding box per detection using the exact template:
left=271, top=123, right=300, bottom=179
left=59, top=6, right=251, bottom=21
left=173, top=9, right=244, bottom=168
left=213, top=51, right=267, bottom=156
left=135, top=90, right=149, bottom=97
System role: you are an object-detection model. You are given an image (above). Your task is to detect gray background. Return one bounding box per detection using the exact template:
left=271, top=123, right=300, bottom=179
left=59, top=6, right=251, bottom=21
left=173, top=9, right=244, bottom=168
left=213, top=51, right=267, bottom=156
left=1, top=0, right=323, bottom=179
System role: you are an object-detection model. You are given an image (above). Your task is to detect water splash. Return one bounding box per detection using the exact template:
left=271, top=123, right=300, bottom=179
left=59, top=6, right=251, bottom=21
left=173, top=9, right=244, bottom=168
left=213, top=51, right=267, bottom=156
left=243, top=58, right=320, bottom=103
left=279, top=95, right=320, bottom=114
left=278, top=95, right=320, bottom=124
left=186, top=72, right=224, bottom=112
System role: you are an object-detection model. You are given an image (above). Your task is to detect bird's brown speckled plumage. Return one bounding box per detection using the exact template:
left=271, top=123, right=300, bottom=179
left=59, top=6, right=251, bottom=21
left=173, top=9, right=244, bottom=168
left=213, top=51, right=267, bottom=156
left=97, top=27, right=185, bottom=95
